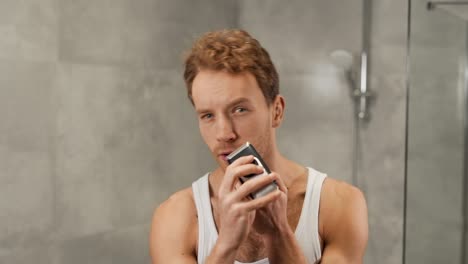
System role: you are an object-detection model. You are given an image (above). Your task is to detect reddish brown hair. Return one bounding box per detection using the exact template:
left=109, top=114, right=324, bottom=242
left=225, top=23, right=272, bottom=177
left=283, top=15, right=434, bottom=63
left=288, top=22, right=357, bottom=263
left=183, top=29, right=279, bottom=105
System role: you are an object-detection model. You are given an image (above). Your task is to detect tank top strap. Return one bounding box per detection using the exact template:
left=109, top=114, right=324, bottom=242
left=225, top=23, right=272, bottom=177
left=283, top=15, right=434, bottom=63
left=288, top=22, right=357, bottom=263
left=295, top=167, right=327, bottom=263
left=192, top=174, right=218, bottom=263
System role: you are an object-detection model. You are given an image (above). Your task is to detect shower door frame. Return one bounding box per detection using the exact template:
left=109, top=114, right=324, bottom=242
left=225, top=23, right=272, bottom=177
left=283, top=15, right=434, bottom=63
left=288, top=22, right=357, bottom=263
left=404, top=1, right=468, bottom=264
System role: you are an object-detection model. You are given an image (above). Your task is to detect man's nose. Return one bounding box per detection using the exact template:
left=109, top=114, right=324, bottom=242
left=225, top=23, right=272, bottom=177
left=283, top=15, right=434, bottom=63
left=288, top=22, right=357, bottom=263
left=216, top=116, right=237, bottom=142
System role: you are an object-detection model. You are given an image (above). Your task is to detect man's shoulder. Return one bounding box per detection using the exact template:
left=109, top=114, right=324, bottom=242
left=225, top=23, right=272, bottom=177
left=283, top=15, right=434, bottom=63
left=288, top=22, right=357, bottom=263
left=320, top=177, right=366, bottom=220
left=319, top=177, right=368, bottom=235
left=154, top=187, right=196, bottom=219
left=150, top=187, right=198, bottom=250
left=152, top=187, right=198, bottom=236
left=321, top=177, right=365, bottom=205
left=150, top=188, right=199, bottom=261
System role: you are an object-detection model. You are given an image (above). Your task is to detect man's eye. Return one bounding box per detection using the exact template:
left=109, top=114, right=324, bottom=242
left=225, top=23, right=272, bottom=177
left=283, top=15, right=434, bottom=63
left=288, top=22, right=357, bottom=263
left=235, top=107, right=247, bottom=113
left=201, top=113, right=213, bottom=119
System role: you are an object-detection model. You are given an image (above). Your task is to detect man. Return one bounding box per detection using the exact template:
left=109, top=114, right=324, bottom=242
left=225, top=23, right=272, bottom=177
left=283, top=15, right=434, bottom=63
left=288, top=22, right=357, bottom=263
left=150, top=29, right=368, bottom=264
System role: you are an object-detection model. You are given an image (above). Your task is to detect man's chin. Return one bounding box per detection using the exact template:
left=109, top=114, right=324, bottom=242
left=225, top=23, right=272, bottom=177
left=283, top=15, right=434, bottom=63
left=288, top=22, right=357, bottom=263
left=215, top=157, right=229, bottom=170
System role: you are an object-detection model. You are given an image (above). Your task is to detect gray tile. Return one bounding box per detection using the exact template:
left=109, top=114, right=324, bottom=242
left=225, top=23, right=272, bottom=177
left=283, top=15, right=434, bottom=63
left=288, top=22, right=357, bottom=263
left=120, top=0, right=237, bottom=69
left=0, top=0, right=58, bottom=61
left=120, top=22, right=229, bottom=71
left=55, top=233, right=113, bottom=264
left=124, top=0, right=237, bottom=27
left=59, top=0, right=127, bottom=65
left=239, top=0, right=362, bottom=74
left=370, top=42, right=407, bottom=76
left=407, top=74, right=464, bottom=224
left=59, top=0, right=237, bottom=68
left=53, top=62, right=197, bottom=261
left=370, top=0, right=408, bottom=46
left=0, top=244, right=57, bottom=264
left=362, top=74, right=407, bottom=154
left=277, top=73, right=354, bottom=183
left=363, top=166, right=405, bottom=264
left=408, top=77, right=464, bottom=155
left=0, top=151, right=54, bottom=251
left=365, top=213, right=403, bottom=264
left=55, top=224, right=150, bottom=264
left=363, top=151, right=405, bottom=264
left=406, top=216, right=462, bottom=263
left=359, top=75, right=407, bottom=264
left=54, top=63, right=118, bottom=239
left=369, top=0, right=408, bottom=76
left=410, top=45, right=464, bottom=79
left=407, top=153, right=463, bottom=223
left=0, top=60, right=56, bottom=251
left=406, top=70, right=464, bottom=263
left=411, top=0, right=466, bottom=48
left=107, top=69, right=215, bottom=227
left=54, top=62, right=216, bottom=235
left=0, top=61, right=57, bottom=152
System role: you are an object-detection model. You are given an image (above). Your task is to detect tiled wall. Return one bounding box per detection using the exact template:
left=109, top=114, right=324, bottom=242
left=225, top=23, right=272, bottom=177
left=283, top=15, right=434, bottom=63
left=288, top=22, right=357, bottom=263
left=0, top=0, right=408, bottom=263
left=0, top=0, right=234, bottom=263
left=363, top=0, right=408, bottom=263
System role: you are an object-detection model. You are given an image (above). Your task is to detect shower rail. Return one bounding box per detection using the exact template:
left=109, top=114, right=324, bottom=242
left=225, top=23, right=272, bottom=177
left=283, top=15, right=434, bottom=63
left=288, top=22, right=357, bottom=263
left=427, top=1, right=468, bottom=10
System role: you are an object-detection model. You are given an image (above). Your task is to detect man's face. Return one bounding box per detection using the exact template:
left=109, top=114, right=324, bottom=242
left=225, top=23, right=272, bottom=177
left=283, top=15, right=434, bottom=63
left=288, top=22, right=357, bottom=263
left=191, top=70, right=275, bottom=170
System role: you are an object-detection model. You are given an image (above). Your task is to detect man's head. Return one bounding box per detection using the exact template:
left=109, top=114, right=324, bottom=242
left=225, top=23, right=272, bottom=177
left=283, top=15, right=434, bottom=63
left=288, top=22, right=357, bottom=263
left=183, top=29, right=284, bottom=169
left=184, top=29, right=279, bottom=106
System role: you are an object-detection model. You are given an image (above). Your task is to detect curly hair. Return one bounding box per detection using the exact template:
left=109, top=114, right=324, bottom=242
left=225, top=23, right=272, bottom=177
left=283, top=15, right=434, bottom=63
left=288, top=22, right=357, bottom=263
left=183, top=29, right=279, bottom=106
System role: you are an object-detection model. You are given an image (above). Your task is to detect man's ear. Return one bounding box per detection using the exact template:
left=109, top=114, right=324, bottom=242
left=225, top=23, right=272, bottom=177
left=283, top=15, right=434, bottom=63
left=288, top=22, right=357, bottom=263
left=272, top=95, right=285, bottom=128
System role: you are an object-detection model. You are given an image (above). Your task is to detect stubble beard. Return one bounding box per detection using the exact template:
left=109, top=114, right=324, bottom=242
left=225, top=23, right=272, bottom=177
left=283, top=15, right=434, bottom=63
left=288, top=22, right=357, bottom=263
left=253, top=125, right=274, bottom=166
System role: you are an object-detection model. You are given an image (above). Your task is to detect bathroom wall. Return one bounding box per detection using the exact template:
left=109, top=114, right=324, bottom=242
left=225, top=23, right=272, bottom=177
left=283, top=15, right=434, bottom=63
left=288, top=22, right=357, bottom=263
left=0, top=0, right=408, bottom=263
left=364, top=0, right=408, bottom=263
left=0, top=0, right=234, bottom=263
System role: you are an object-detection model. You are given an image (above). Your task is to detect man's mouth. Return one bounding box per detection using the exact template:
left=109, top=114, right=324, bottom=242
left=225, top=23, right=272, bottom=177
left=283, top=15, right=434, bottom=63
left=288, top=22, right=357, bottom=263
left=218, top=151, right=234, bottom=161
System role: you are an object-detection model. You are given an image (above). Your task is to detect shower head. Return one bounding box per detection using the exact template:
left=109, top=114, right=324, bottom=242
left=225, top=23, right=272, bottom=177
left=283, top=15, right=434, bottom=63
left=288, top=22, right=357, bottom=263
left=330, top=49, right=354, bottom=71
left=329, top=49, right=360, bottom=100
left=329, top=49, right=356, bottom=88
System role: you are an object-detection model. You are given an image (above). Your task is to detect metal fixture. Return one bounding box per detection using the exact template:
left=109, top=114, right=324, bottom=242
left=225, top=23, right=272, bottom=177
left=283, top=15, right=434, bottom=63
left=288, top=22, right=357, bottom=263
left=358, top=0, right=373, bottom=121
left=427, top=1, right=468, bottom=10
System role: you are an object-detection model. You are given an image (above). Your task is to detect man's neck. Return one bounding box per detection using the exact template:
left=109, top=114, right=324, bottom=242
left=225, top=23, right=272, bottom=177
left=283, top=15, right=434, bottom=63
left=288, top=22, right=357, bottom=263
left=267, top=154, right=305, bottom=189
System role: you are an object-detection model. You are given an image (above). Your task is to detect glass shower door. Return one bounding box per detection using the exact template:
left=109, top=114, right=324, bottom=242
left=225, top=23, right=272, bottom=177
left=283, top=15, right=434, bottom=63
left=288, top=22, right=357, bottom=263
left=406, top=1, right=468, bottom=263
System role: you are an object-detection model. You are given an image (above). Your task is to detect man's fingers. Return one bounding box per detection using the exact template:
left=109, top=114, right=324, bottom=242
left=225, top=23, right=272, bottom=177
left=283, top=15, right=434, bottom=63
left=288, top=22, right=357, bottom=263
left=234, top=173, right=276, bottom=200
left=234, top=180, right=242, bottom=190
left=270, top=172, right=287, bottom=194
left=229, top=155, right=255, bottom=167
left=229, top=164, right=265, bottom=190
left=239, top=190, right=281, bottom=212
left=219, top=155, right=253, bottom=193
left=219, top=155, right=261, bottom=193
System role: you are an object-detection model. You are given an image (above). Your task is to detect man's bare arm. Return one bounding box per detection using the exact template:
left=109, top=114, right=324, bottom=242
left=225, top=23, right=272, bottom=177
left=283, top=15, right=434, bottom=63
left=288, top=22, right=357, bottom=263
left=320, top=180, right=368, bottom=264
left=149, top=189, right=198, bottom=264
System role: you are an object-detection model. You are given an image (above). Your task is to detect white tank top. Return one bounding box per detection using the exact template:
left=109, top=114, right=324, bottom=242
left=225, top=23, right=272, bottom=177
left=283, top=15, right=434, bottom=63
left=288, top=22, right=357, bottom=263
left=191, top=167, right=326, bottom=264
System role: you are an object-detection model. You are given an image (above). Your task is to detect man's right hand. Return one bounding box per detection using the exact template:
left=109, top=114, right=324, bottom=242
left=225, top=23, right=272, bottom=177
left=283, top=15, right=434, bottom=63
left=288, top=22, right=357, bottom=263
left=209, top=155, right=281, bottom=259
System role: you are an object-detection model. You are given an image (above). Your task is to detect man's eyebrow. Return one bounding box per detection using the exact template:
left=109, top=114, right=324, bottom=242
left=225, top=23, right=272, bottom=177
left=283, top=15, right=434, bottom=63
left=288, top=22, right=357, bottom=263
left=195, top=97, right=251, bottom=114
left=227, top=97, right=251, bottom=108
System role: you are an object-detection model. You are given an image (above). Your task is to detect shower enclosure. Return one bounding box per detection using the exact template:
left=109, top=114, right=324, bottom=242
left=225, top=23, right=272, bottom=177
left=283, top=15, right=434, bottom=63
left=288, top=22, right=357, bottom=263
left=405, top=1, right=468, bottom=263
